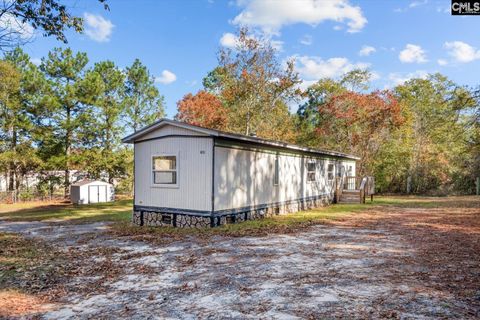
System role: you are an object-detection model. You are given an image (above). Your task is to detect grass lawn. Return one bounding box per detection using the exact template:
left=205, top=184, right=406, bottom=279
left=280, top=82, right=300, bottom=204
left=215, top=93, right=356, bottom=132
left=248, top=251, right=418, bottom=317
left=1, top=196, right=478, bottom=239
left=0, top=199, right=132, bottom=223
left=110, top=196, right=480, bottom=239
left=1, top=195, right=478, bottom=318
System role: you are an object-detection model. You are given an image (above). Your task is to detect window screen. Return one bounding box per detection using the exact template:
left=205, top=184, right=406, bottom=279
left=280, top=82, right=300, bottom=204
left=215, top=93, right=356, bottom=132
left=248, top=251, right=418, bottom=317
left=274, top=155, right=279, bottom=185
left=327, top=163, right=335, bottom=180
left=307, top=160, right=316, bottom=182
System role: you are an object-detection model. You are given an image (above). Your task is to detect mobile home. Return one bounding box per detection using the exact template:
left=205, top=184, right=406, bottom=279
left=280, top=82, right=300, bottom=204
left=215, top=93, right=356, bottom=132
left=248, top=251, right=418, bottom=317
left=122, top=119, right=359, bottom=228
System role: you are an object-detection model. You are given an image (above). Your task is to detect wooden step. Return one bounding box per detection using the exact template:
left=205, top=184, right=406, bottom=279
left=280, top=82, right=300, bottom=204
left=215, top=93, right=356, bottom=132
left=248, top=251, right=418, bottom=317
left=339, top=190, right=362, bottom=203
left=339, top=197, right=361, bottom=202
left=342, top=190, right=360, bottom=194
left=339, top=199, right=361, bottom=203
left=340, top=194, right=360, bottom=198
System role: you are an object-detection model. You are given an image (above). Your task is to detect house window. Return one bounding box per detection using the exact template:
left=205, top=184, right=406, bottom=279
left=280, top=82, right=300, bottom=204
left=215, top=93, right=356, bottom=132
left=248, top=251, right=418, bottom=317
left=327, top=163, right=335, bottom=180
left=338, top=165, right=345, bottom=177
left=152, top=155, right=177, bottom=185
left=307, top=160, right=316, bottom=182
left=274, top=155, right=279, bottom=186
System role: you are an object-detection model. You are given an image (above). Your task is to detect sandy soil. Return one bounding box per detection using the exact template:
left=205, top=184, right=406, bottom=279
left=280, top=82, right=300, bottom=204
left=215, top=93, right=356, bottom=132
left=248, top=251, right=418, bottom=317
left=1, top=199, right=479, bottom=319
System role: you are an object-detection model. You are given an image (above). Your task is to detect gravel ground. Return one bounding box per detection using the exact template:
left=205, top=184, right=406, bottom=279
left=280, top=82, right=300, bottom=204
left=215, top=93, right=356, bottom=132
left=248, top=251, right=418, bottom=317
left=2, top=201, right=479, bottom=319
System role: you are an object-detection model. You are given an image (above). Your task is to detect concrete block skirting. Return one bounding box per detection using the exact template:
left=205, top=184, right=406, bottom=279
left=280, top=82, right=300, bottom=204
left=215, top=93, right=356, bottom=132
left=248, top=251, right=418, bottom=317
left=132, top=193, right=333, bottom=228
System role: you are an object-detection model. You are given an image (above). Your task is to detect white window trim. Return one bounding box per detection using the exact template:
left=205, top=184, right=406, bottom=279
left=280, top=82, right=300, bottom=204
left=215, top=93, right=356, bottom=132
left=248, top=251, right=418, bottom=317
left=306, top=159, right=316, bottom=183
left=151, top=153, right=179, bottom=189
left=274, top=154, right=279, bottom=186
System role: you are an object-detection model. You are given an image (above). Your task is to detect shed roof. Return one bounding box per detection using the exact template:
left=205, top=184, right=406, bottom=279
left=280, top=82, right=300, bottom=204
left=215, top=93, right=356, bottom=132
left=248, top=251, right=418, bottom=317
left=71, top=180, right=109, bottom=187
left=122, top=119, right=360, bottom=160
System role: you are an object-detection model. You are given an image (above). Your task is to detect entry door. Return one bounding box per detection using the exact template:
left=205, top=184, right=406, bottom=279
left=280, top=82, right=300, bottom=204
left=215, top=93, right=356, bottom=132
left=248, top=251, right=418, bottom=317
left=98, top=185, right=107, bottom=202
left=88, top=185, right=99, bottom=203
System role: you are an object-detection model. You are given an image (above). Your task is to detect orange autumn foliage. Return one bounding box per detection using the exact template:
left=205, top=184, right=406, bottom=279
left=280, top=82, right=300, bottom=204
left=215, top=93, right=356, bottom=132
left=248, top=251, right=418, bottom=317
left=175, top=91, right=228, bottom=130
left=318, top=90, right=404, bottom=175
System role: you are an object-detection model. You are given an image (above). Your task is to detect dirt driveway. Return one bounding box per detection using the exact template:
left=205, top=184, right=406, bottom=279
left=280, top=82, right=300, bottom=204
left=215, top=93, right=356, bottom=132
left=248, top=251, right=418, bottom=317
left=1, top=197, right=479, bottom=319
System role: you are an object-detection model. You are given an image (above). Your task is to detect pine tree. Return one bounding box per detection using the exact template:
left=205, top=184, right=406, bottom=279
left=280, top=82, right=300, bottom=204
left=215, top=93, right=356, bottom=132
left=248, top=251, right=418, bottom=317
left=40, top=47, right=89, bottom=196
left=123, top=59, right=165, bottom=133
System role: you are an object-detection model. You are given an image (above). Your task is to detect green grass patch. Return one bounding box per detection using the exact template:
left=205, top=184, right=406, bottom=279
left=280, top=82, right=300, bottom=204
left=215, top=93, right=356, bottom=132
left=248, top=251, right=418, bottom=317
left=110, top=201, right=379, bottom=241
left=0, top=199, right=133, bottom=223
left=2, top=196, right=478, bottom=241
left=110, top=196, right=480, bottom=241
left=371, top=196, right=480, bottom=208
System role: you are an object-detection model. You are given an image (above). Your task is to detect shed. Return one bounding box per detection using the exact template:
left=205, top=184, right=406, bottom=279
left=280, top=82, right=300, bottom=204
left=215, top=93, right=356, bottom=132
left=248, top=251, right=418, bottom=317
left=122, top=119, right=360, bottom=228
left=70, top=180, right=114, bottom=204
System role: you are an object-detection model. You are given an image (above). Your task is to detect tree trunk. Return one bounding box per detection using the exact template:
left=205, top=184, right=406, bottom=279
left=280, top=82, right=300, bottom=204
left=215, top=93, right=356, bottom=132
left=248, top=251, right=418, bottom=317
left=133, top=97, right=139, bottom=132
left=8, top=163, right=14, bottom=191
left=8, top=129, right=17, bottom=192
left=105, top=111, right=114, bottom=184
left=245, top=108, right=251, bottom=136
left=64, top=107, right=71, bottom=198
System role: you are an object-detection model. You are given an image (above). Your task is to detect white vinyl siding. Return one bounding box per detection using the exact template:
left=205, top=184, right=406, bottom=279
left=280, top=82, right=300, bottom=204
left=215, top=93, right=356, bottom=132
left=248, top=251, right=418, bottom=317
left=139, top=125, right=208, bottom=140
left=130, top=122, right=357, bottom=214
left=135, top=136, right=213, bottom=211
left=214, top=146, right=338, bottom=211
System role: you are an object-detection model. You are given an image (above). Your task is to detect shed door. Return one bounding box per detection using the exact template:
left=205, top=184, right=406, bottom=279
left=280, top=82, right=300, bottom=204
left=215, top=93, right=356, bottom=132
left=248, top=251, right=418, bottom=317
left=98, top=185, right=107, bottom=202
left=88, top=185, right=99, bottom=203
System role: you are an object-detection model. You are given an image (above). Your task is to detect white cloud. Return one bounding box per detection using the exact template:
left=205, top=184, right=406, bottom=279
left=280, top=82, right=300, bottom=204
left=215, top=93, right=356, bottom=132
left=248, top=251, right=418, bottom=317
left=299, top=34, right=313, bottom=46
left=0, top=13, right=34, bottom=40
left=395, top=0, right=428, bottom=12
left=84, top=13, right=114, bottom=42
left=359, top=45, right=376, bottom=56
left=387, top=70, right=428, bottom=87
left=155, top=70, right=177, bottom=84
left=370, top=71, right=381, bottom=81
left=437, top=59, right=448, bottom=66
left=219, top=31, right=283, bottom=51
left=220, top=32, right=237, bottom=48
left=409, top=0, right=428, bottom=8
left=270, top=39, right=284, bottom=51
left=232, top=0, right=367, bottom=35
left=30, top=58, right=42, bottom=66
left=295, top=55, right=370, bottom=80
left=399, top=44, right=427, bottom=63
left=380, top=46, right=396, bottom=52
left=436, top=5, right=450, bottom=14
left=444, top=41, right=480, bottom=63
left=186, top=79, right=198, bottom=87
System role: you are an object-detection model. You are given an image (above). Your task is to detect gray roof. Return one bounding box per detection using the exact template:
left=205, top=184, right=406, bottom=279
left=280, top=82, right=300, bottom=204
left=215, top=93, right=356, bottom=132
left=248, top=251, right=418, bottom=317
left=122, top=119, right=360, bottom=160
left=71, top=180, right=108, bottom=186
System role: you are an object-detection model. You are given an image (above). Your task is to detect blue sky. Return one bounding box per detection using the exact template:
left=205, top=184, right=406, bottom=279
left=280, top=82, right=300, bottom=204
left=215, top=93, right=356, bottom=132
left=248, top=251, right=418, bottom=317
left=20, top=0, right=480, bottom=117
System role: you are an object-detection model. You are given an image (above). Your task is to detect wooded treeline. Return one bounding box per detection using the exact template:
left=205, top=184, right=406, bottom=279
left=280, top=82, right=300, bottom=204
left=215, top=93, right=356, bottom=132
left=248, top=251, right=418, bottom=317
left=176, top=29, right=480, bottom=195
left=0, top=47, right=164, bottom=197
left=1, top=28, right=479, bottom=197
